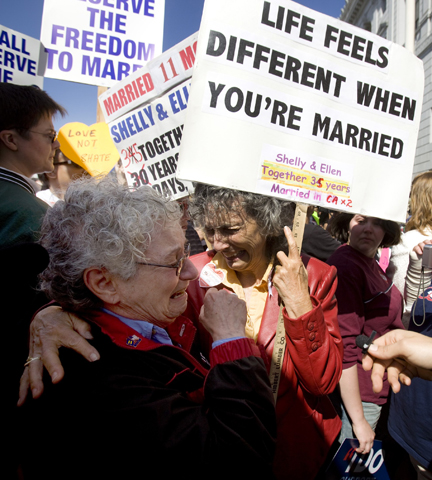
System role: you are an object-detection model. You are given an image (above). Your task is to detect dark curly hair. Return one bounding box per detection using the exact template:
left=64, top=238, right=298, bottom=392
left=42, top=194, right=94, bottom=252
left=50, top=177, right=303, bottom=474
left=189, top=183, right=296, bottom=262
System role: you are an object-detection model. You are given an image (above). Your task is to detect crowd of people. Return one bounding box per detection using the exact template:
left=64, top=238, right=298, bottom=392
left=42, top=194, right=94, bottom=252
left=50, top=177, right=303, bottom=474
left=2, top=82, right=432, bottom=480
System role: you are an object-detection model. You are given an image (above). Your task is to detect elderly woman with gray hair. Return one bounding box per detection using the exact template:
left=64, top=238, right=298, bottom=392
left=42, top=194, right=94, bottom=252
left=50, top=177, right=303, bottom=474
left=23, top=183, right=343, bottom=480
left=18, top=177, right=277, bottom=480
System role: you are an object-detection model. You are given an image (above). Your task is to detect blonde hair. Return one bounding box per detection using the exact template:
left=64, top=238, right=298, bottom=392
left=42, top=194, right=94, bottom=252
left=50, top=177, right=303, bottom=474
left=406, top=171, right=432, bottom=234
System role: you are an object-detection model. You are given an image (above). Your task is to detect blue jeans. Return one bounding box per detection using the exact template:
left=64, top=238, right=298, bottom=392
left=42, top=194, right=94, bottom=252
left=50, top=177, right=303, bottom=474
left=338, top=401, right=382, bottom=443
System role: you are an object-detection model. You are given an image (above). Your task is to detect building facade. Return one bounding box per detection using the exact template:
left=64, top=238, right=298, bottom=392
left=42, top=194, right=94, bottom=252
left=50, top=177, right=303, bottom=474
left=340, top=0, right=432, bottom=174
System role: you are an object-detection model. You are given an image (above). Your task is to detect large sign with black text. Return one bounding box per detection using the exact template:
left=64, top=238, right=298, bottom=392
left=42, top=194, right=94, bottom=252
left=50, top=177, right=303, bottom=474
left=176, top=0, right=424, bottom=222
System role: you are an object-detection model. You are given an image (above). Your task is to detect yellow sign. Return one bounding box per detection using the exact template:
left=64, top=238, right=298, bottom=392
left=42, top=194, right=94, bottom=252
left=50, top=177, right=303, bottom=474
left=58, top=122, right=119, bottom=177
left=260, top=161, right=351, bottom=197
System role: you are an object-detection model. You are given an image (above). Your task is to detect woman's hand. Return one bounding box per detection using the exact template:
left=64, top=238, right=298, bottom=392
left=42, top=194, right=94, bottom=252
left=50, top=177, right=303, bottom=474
left=339, top=365, right=375, bottom=454
left=18, top=306, right=99, bottom=405
left=199, top=288, right=247, bottom=341
left=352, top=417, right=376, bottom=454
left=273, top=226, right=313, bottom=318
left=362, top=329, right=432, bottom=393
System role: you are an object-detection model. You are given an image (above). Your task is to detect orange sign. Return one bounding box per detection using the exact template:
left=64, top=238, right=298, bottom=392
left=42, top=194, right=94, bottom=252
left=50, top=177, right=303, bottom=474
left=58, top=122, right=119, bottom=177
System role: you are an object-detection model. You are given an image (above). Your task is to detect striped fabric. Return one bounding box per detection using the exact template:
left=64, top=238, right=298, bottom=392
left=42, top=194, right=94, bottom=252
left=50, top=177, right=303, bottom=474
left=0, top=167, right=35, bottom=194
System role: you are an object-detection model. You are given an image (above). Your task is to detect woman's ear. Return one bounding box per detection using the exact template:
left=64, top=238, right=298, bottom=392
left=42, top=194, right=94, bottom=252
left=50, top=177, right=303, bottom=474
left=83, top=267, right=120, bottom=306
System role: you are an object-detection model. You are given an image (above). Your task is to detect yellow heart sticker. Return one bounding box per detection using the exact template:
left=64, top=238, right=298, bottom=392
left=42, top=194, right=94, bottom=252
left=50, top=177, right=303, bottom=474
left=58, top=122, right=119, bottom=177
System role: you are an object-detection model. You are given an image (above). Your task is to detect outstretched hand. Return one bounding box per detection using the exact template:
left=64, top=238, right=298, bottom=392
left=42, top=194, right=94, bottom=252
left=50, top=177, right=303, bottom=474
left=273, top=226, right=313, bottom=318
left=362, top=329, right=432, bottom=393
left=18, top=306, right=99, bottom=406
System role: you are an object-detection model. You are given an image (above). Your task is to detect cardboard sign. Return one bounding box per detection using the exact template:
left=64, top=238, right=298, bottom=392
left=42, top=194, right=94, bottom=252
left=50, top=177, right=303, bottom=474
left=0, top=25, right=45, bottom=87
left=108, top=79, right=193, bottom=198
left=59, top=122, right=119, bottom=176
left=40, top=0, right=165, bottom=87
left=99, top=32, right=198, bottom=122
left=176, top=0, right=425, bottom=222
left=326, top=439, right=390, bottom=480
left=101, top=34, right=198, bottom=199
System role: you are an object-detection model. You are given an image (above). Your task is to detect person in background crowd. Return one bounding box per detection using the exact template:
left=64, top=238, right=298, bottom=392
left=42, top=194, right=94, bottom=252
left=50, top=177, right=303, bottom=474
left=377, top=238, right=432, bottom=479
left=0, top=83, right=64, bottom=479
left=22, top=183, right=343, bottom=480
left=390, top=172, right=432, bottom=326
left=302, top=206, right=341, bottom=262
left=318, top=208, right=331, bottom=230
left=310, top=206, right=320, bottom=225
left=186, top=220, right=207, bottom=255
left=178, top=197, right=206, bottom=255
left=19, top=177, right=277, bottom=480
left=385, top=284, right=432, bottom=479
left=37, top=149, right=88, bottom=206
left=327, top=213, right=403, bottom=454
left=0, top=83, right=65, bottom=248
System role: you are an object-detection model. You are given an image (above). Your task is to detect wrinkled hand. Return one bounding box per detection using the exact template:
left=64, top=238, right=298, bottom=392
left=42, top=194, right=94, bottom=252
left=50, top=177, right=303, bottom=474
left=413, top=238, right=432, bottom=256
left=352, top=418, right=375, bottom=454
left=18, top=306, right=99, bottom=405
left=362, top=329, right=432, bottom=394
left=273, top=226, right=313, bottom=318
left=199, top=288, right=247, bottom=342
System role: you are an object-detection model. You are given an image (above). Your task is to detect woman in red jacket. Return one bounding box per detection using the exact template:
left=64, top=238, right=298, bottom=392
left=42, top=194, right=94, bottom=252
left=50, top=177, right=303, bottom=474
left=183, top=184, right=343, bottom=480
left=23, top=184, right=343, bottom=480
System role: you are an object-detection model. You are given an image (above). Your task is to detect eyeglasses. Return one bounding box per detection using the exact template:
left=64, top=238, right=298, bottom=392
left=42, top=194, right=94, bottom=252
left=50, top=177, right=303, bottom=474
left=15, top=128, right=58, bottom=144
left=136, top=243, right=191, bottom=276
left=53, top=159, right=75, bottom=166
left=28, top=130, right=58, bottom=143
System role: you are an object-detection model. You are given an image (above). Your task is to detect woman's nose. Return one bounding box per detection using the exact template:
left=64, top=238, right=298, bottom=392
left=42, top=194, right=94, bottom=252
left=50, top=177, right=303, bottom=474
left=179, top=258, right=199, bottom=281
left=212, top=231, right=229, bottom=250
left=363, top=219, right=373, bottom=232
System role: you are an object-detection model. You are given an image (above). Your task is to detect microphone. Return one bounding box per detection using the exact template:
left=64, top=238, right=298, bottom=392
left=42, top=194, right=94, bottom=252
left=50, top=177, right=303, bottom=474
left=356, top=331, right=377, bottom=353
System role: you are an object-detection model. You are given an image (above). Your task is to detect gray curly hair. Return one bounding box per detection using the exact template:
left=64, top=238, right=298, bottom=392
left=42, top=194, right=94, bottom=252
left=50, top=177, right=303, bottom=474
left=39, top=176, right=181, bottom=312
left=189, top=183, right=295, bottom=262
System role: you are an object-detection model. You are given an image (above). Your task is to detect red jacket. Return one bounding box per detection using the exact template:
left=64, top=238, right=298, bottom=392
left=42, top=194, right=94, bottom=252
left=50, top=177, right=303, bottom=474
left=184, top=250, right=343, bottom=480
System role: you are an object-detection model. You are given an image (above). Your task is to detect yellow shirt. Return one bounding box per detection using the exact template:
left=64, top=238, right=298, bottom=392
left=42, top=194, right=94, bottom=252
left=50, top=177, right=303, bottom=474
left=211, top=252, right=274, bottom=342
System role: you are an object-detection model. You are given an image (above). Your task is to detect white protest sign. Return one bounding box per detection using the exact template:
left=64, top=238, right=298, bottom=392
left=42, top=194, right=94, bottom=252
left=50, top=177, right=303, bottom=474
left=103, top=33, right=197, bottom=199
left=108, top=78, right=193, bottom=198
left=40, top=0, right=165, bottom=87
left=0, top=25, right=45, bottom=87
left=176, top=0, right=425, bottom=222
left=99, top=32, right=198, bottom=122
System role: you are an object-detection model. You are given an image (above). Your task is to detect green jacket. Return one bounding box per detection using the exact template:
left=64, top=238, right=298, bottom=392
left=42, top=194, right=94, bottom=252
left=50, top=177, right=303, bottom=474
left=0, top=168, right=48, bottom=248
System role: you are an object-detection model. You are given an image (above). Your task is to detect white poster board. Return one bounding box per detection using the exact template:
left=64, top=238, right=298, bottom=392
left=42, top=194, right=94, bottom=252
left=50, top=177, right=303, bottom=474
left=176, top=0, right=425, bottom=222
left=99, top=33, right=197, bottom=122
left=0, top=25, right=45, bottom=87
left=101, top=34, right=197, bottom=198
left=40, top=0, right=165, bottom=87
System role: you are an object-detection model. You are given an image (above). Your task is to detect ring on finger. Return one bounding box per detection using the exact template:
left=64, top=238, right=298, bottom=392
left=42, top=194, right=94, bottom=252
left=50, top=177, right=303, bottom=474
left=24, top=356, right=41, bottom=367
